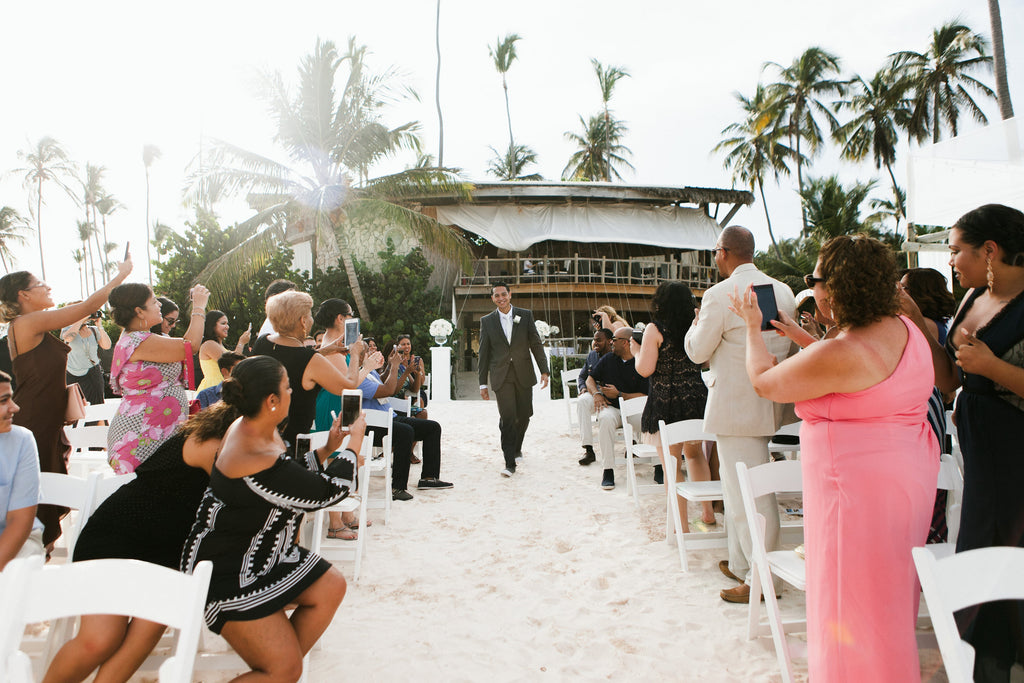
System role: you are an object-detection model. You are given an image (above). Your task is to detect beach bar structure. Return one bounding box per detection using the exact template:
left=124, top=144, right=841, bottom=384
left=406, top=181, right=753, bottom=369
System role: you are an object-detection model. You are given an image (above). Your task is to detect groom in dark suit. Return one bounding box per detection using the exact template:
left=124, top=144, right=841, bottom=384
left=478, top=282, right=550, bottom=477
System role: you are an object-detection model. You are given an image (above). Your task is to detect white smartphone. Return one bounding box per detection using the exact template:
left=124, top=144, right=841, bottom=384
left=344, top=318, right=360, bottom=347
left=341, top=389, right=362, bottom=428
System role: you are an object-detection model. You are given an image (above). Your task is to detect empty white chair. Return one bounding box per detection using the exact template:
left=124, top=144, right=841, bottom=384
left=1, top=556, right=42, bottom=681
left=658, top=419, right=725, bottom=571
left=10, top=559, right=213, bottom=683
left=63, top=425, right=110, bottom=478
left=561, top=368, right=583, bottom=435
left=619, top=396, right=659, bottom=507
left=364, top=409, right=393, bottom=525
left=913, top=546, right=1024, bottom=683
left=37, top=472, right=101, bottom=560
left=78, top=398, right=121, bottom=425
left=736, top=459, right=805, bottom=683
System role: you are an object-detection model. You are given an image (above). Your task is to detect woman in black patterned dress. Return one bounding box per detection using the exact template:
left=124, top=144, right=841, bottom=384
left=180, top=355, right=364, bottom=681
left=632, top=282, right=716, bottom=527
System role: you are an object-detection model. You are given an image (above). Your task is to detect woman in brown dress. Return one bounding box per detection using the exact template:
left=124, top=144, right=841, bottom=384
left=0, top=258, right=132, bottom=546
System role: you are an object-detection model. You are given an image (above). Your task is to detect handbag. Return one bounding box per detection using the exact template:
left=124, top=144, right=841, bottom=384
left=182, top=340, right=201, bottom=415
left=65, top=383, right=87, bottom=424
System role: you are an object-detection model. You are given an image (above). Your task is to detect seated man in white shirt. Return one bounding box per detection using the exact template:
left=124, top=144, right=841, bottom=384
left=0, top=370, right=44, bottom=569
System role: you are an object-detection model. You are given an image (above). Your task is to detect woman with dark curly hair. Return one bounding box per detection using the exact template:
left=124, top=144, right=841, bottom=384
left=632, top=281, right=716, bottom=528
left=196, top=310, right=251, bottom=392
left=905, top=204, right=1024, bottom=681
left=900, top=267, right=956, bottom=344
left=730, top=234, right=938, bottom=682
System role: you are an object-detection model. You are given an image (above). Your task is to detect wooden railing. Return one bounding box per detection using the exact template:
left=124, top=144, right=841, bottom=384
left=456, top=254, right=718, bottom=291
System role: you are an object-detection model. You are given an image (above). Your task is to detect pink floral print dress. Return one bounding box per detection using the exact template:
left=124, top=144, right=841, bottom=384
left=107, top=331, right=188, bottom=474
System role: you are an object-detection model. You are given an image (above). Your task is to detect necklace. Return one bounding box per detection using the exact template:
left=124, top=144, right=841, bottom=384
left=278, top=334, right=306, bottom=346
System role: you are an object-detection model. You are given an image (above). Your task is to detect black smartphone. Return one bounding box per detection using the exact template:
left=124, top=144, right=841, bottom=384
left=592, top=314, right=602, bottom=324
left=752, top=284, right=779, bottom=331
left=341, top=390, right=361, bottom=428
left=631, top=328, right=643, bottom=344
left=123, top=242, right=130, bottom=260
left=344, top=318, right=360, bottom=347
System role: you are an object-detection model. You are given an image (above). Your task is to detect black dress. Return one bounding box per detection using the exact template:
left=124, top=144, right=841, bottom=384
left=74, top=431, right=208, bottom=568
left=180, top=447, right=357, bottom=634
left=251, top=335, right=319, bottom=456
left=640, top=321, right=708, bottom=434
left=947, top=287, right=1024, bottom=677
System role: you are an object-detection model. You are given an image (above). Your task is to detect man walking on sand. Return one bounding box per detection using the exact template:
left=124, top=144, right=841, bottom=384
left=684, top=226, right=797, bottom=604
left=478, top=282, right=549, bottom=477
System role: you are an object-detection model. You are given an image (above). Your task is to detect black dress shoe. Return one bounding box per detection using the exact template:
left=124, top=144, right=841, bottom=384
left=392, top=489, right=414, bottom=501
left=601, top=469, right=615, bottom=490
left=578, top=451, right=596, bottom=466
left=653, top=465, right=664, bottom=485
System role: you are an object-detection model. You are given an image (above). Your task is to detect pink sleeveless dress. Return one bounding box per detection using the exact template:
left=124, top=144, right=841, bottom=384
left=795, top=316, right=938, bottom=682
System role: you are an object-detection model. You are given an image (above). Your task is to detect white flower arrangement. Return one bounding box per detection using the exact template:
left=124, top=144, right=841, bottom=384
left=549, top=325, right=560, bottom=336
left=429, top=319, right=454, bottom=337
left=635, top=322, right=646, bottom=332
left=534, top=320, right=551, bottom=338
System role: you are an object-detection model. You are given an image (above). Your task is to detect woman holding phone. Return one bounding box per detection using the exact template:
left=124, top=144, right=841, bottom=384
left=0, top=258, right=132, bottom=546
left=196, top=311, right=251, bottom=391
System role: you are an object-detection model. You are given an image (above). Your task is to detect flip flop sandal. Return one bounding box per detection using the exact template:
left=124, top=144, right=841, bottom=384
left=344, top=517, right=372, bottom=530
left=327, top=527, right=358, bottom=541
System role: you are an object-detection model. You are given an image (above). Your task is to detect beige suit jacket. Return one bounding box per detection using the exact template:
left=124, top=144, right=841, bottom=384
left=684, top=263, right=797, bottom=437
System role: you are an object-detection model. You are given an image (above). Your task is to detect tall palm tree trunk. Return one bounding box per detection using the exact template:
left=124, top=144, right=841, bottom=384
left=503, top=77, right=514, bottom=148
left=791, top=116, right=808, bottom=233
left=90, top=207, right=105, bottom=282
left=884, top=160, right=906, bottom=225
left=35, top=179, right=45, bottom=279
left=989, top=0, right=1015, bottom=119
left=145, top=167, right=153, bottom=284
left=434, top=0, right=444, bottom=167
left=758, top=179, right=782, bottom=259
left=340, top=251, right=370, bottom=323
left=933, top=89, right=942, bottom=143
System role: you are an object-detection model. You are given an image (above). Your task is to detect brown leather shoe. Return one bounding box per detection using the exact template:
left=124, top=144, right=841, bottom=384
left=720, top=583, right=780, bottom=604
left=719, top=560, right=743, bottom=584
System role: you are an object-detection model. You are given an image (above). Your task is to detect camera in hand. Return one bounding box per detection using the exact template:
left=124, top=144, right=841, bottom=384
left=631, top=328, right=643, bottom=345
left=592, top=314, right=602, bottom=324
left=89, top=311, right=103, bottom=320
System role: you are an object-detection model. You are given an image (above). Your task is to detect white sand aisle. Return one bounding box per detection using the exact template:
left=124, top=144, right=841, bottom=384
left=306, top=399, right=795, bottom=682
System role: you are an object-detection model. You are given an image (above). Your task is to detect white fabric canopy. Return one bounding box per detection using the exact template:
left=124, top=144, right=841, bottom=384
left=908, top=117, right=1024, bottom=227
left=435, top=203, right=720, bottom=251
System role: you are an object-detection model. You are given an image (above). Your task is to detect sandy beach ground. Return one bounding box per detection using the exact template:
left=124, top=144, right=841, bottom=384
left=160, top=396, right=953, bottom=682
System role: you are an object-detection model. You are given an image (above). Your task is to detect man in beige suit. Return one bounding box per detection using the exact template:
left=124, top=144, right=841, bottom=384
left=685, top=226, right=796, bottom=603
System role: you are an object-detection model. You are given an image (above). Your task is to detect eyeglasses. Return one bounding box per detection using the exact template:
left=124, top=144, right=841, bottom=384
left=23, top=282, right=48, bottom=291
left=163, top=316, right=179, bottom=327
left=612, top=337, right=630, bottom=343
left=712, top=247, right=729, bottom=256
left=803, top=274, right=827, bottom=288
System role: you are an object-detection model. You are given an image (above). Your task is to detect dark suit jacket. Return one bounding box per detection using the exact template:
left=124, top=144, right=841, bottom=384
left=478, top=306, right=550, bottom=389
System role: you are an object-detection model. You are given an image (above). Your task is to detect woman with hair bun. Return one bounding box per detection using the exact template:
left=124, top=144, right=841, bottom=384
left=907, top=204, right=1024, bottom=680
left=0, top=257, right=132, bottom=547
left=44, top=357, right=274, bottom=683
left=181, top=356, right=363, bottom=680
left=106, top=282, right=210, bottom=473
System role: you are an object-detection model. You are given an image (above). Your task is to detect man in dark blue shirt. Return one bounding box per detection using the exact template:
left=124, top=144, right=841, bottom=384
left=576, top=329, right=613, bottom=466
left=585, top=327, right=648, bottom=490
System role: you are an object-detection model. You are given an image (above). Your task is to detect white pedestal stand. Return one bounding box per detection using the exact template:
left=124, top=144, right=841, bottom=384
left=430, top=346, right=452, bottom=403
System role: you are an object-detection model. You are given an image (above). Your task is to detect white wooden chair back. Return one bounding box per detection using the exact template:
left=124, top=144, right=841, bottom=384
left=913, top=546, right=1024, bottom=683
left=736, top=460, right=805, bottom=683
left=936, top=453, right=964, bottom=548
left=37, top=472, right=101, bottom=560
left=364, top=408, right=393, bottom=525
left=619, top=396, right=658, bottom=507
left=13, top=559, right=212, bottom=683
left=0, top=556, right=42, bottom=681
left=561, top=368, right=583, bottom=435
left=79, top=399, right=121, bottom=425
left=63, top=424, right=110, bottom=478
left=388, top=396, right=411, bottom=417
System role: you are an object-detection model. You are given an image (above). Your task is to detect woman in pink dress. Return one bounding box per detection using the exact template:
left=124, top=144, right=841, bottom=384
left=730, top=235, right=938, bottom=682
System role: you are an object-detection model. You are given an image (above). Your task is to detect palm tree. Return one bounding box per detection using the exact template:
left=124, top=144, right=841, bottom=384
left=988, top=1, right=1014, bottom=119
left=488, top=143, right=543, bottom=181
left=71, top=249, right=86, bottom=297
left=76, top=219, right=98, bottom=290
left=96, top=193, right=124, bottom=265
left=0, top=207, right=31, bottom=274
left=489, top=33, right=522, bottom=148
left=713, top=85, right=798, bottom=258
left=562, top=114, right=634, bottom=182
left=833, top=68, right=914, bottom=224
left=891, top=21, right=994, bottom=143
left=799, top=175, right=878, bottom=244
left=764, top=47, right=846, bottom=231
left=185, top=38, right=471, bottom=320
left=434, top=0, right=444, bottom=166
left=865, top=187, right=907, bottom=235
left=80, top=163, right=109, bottom=276
left=151, top=221, right=174, bottom=271
left=12, top=137, right=76, bottom=279
left=592, top=59, right=630, bottom=180
left=143, top=144, right=162, bottom=284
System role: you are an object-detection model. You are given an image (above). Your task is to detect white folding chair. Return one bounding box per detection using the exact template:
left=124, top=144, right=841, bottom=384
left=387, top=396, right=411, bottom=417
left=37, top=472, right=101, bottom=561
left=309, top=436, right=372, bottom=580
left=658, top=419, right=725, bottom=571
left=767, top=421, right=802, bottom=461
left=936, top=453, right=964, bottom=548
left=78, top=398, right=121, bottom=425
left=619, top=396, right=659, bottom=507
left=561, top=368, right=583, bottom=435
left=10, top=559, right=213, bottom=683
left=737, top=459, right=806, bottom=683
left=63, top=425, right=110, bottom=478
left=1, top=556, right=42, bottom=681
left=364, top=409, right=393, bottom=525
left=914, top=546, right=1024, bottom=683
left=422, top=373, right=431, bottom=402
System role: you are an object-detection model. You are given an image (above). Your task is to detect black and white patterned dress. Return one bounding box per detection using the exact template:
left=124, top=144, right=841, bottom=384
left=180, top=447, right=357, bottom=633
left=640, top=320, right=708, bottom=434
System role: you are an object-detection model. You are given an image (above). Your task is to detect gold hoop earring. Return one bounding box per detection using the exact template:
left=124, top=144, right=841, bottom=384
left=987, top=256, right=995, bottom=290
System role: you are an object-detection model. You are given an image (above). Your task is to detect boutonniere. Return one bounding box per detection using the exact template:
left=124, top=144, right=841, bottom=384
left=513, top=315, right=522, bottom=324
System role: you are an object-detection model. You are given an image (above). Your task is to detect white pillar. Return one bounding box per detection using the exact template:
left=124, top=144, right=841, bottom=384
left=430, top=346, right=452, bottom=403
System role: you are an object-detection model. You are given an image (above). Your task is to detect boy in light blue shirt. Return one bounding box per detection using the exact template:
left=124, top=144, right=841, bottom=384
left=0, top=370, right=44, bottom=568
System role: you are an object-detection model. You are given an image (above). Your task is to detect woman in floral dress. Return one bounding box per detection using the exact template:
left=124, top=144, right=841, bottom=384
left=107, top=283, right=209, bottom=473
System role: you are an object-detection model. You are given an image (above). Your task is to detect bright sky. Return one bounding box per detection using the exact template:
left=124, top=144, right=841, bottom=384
left=2, top=0, right=1021, bottom=301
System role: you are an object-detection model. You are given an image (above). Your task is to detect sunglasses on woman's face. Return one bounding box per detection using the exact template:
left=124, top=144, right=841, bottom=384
left=164, top=316, right=179, bottom=327
left=803, top=274, right=826, bottom=288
